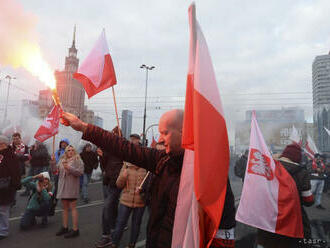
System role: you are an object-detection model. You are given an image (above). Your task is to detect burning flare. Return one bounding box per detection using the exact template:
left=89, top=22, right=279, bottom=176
left=0, top=0, right=61, bottom=109
left=10, top=41, right=56, bottom=89
left=10, top=41, right=61, bottom=107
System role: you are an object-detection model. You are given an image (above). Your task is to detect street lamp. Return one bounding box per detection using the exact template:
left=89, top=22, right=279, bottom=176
left=140, top=64, right=155, bottom=146
left=3, top=75, right=16, bottom=125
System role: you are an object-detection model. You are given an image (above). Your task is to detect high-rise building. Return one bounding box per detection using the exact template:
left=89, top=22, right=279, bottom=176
left=121, top=110, right=133, bottom=139
left=37, top=26, right=97, bottom=125
left=94, top=116, right=103, bottom=128
left=55, top=26, right=85, bottom=117
left=235, top=108, right=306, bottom=154
left=312, top=52, right=330, bottom=153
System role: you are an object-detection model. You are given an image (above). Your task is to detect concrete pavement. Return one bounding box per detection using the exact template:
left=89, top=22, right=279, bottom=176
left=2, top=181, right=147, bottom=248
left=2, top=178, right=329, bottom=248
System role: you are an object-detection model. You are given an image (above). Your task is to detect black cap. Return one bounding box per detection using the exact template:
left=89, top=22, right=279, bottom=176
left=130, top=134, right=141, bottom=140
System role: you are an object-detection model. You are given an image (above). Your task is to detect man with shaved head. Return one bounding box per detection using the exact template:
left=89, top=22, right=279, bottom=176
left=61, top=109, right=235, bottom=248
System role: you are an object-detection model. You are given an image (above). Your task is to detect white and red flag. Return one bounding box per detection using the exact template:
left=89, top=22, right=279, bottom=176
left=73, top=29, right=117, bottom=98
left=34, top=105, right=60, bottom=142
left=289, top=125, right=302, bottom=146
left=305, top=135, right=318, bottom=159
left=236, top=111, right=304, bottom=238
left=172, top=4, right=230, bottom=248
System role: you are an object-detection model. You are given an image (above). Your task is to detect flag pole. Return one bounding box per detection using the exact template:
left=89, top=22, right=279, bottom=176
left=138, top=171, right=150, bottom=190
left=52, top=135, right=56, bottom=158
left=111, top=86, right=121, bottom=134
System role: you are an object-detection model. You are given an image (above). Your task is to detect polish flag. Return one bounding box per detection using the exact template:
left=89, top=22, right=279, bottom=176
left=289, top=125, right=302, bottom=146
left=236, top=111, right=304, bottom=238
left=305, top=135, right=318, bottom=159
left=172, top=4, right=230, bottom=248
left=73, top=29, right=117, bottom=98
left=34, top=105, right=60, bottom=142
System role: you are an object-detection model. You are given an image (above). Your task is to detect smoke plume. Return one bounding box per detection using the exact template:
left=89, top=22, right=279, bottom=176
left=0, top=0, right=55, bottom=87
left=0, top=0, right=38, bottom=66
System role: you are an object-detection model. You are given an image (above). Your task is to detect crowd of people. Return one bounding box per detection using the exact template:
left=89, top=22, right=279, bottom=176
left=0, top=109, right=329, bottom=247
left=0, top=128, right=169, bottom=247
left=235, top=147, right=330, bottom=211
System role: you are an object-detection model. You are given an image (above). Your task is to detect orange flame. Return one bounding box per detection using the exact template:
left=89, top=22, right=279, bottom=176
left=8, top=41, right=56, bottom=89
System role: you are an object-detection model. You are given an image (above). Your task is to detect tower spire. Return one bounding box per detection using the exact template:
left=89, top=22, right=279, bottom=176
left=72, top=25, right=76, bottom=48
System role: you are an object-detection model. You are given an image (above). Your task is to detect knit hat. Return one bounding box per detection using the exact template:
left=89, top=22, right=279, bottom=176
left=40, top=172, right=50, bottom=181
left=281, top=144, right=302, bottom=164
left=0, top=135, right=9, bottom=145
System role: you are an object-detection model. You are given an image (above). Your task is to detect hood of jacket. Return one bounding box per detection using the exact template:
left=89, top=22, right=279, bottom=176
left=59, top=138, right=70, bottom=148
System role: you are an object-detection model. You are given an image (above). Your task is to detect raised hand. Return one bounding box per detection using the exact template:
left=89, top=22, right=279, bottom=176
left=122, top=168, right=128, bottom=179
left=96, top=148, right=103, bottom=157
left=60, top=111, right=88, bottom=132
left=63, top=161, right=69, bottom=171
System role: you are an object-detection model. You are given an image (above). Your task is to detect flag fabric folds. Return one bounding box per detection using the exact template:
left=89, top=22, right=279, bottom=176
left=73, top=29, right=117, bottom=98
left=289, top=125, right=302, bottom=146
left=305, top=135, right=319, bottom=159
left=324, top=127, right=330, bottom=137
left=236, top=111, right=304, bottom=238
left=172, top=4, right=230, bottom=248
left=34, top=105, right=60, bottom=142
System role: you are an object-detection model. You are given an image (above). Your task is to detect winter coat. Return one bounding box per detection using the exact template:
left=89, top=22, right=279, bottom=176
left=99, top=152, right=123, bottom=187
left=309, top=160, right=327, bottom=180
left=280, top=160, right=313, bottom=238
left=30, top=143, right=50, bottom=168
left=218, top=180, right=236, bottom=230
left=56, top=156, right=84, bottom=199
left=0, top=147, right=21, bottom=205
left=82, top=124, right=184, bottom=248
left=80, top=150, right=98, bottom=174
left=116, top=162, right=147, bottom=208
left=234, top=154, right=247, bottom=181
left=55, top=138, right=70, bottom=164
left=210, top=180, right=236, bottom=247
left=21, top=176, right=52, bottom=211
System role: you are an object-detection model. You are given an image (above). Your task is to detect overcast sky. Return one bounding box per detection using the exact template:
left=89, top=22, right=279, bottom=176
left=1, top=0, right=330, bottom=143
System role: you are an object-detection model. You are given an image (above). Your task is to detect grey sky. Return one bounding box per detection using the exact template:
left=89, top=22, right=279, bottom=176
left=1, top=0, right=330, bottom=143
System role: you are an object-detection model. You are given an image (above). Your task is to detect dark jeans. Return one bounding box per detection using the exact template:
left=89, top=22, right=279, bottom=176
left=102, top=185, right=121, bottom=236
left=112, top=203, right=145, bottom=246
left=53, top=175, right=59, bottom=198
left=20, top=203, right=50, bottom=230
left=82, top=173, right=92, bottom=200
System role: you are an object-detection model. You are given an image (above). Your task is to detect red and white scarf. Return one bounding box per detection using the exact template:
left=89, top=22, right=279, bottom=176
left=13, top=143, right=26, bottom=156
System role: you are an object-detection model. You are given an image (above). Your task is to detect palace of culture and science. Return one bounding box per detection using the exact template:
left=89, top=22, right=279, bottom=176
left=37, top=27, right=102, bottom=127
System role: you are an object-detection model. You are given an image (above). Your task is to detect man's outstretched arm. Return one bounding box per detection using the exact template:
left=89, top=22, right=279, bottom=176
left=61, top=112, right=163, bottom=173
